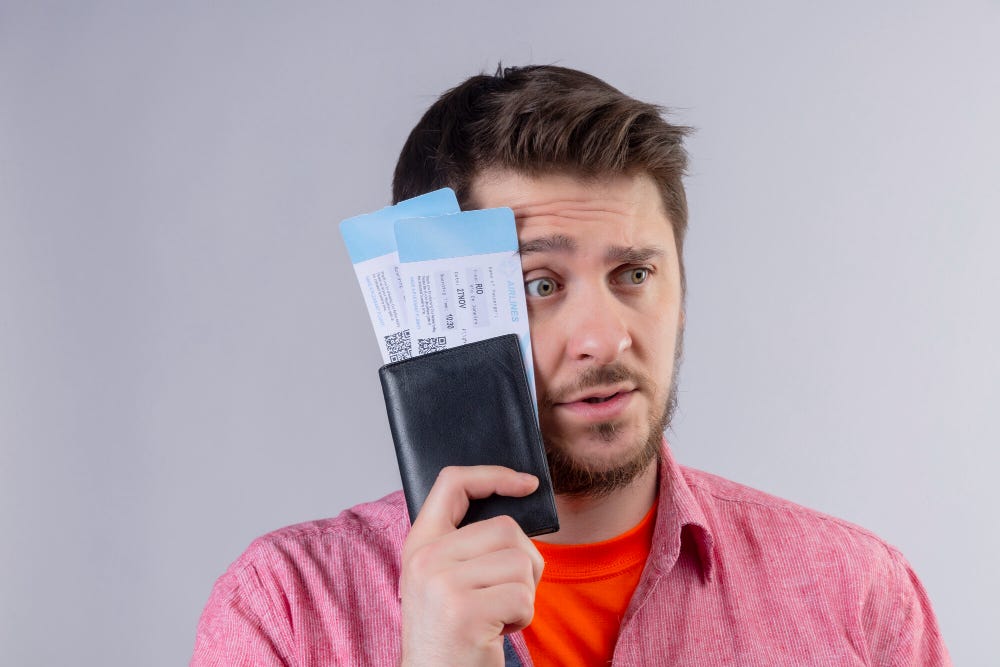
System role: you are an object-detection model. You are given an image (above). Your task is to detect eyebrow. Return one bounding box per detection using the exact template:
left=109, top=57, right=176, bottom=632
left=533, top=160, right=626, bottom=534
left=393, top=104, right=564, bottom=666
left=606, top=245, right=666, bottom=263
left=518, top=234, right=578, bottom=255
left=519, top=234, right=665, bottom=264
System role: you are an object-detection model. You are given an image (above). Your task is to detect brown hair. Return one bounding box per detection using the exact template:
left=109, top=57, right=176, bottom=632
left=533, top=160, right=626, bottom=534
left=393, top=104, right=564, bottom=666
left=392, top=65, right=692, bottom=273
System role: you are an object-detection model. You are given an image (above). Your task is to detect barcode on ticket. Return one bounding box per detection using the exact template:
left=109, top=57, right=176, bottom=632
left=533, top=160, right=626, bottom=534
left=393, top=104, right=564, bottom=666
left=384, top=330, right=412, bottom=363
left=417, top=336, right=447, bottom=355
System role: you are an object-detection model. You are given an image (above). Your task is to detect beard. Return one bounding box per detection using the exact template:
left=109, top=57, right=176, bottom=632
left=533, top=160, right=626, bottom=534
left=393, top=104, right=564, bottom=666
left=540, top=327, right=683, bottom=499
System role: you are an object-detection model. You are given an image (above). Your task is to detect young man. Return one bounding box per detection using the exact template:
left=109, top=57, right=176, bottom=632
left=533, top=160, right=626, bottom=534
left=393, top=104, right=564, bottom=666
left=192, top=66, right=950, bottom=666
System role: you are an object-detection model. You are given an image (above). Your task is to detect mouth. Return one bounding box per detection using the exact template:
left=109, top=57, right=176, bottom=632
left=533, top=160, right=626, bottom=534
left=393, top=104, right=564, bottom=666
left=557, top=384, right=636, bottom=406
left=554, top=387, right=637, bottom=422
left=581, top=392, right=622, bottom=404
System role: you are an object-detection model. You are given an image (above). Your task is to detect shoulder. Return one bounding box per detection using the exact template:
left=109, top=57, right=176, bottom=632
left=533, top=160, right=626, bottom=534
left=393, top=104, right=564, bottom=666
left=246, top=490, right=408, bottom=551
left=243, top=490, right=407, bottom=565
left=215, top=490, right=410, bottom=599
left=200, top=491, right=409, bottom=634
left=193, top=492, right=410, bottom=663
left=678, top=467, right=951, bottom=663
left=665, top=466, right=951, bottom=663
left=679, top=465, right=906, bottom=574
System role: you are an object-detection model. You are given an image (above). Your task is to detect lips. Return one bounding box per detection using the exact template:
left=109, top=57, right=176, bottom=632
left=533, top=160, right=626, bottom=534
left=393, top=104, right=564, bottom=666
left=558, top=383, right=635, bottom=405
left=555, top=387, right=636, bottom=422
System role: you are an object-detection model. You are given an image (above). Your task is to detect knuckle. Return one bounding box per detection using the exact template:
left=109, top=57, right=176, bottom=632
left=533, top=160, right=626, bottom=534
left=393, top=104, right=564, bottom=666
left=513, top=552, right=536, bottom=581
left=491, top=514, right=520, bottom=539
left=435, top=466, right=460, bottom=485
left=405, top=542, right=440, bottom=575
left=512, top=582, right=535, bottom=617
left=423, top=572, right=455, bottom=601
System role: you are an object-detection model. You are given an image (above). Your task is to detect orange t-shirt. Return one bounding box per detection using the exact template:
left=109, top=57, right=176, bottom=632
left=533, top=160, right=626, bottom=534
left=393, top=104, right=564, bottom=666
left=523, top=502, right=657, bottom=666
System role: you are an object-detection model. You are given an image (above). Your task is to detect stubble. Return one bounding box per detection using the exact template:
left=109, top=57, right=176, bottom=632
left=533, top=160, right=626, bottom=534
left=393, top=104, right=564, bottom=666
left=541, top=326, right=683, bottom=498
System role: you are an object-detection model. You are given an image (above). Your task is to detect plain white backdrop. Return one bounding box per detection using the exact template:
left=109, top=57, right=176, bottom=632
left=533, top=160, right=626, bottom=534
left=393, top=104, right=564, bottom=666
left=2, top=2, right=997, bottom=665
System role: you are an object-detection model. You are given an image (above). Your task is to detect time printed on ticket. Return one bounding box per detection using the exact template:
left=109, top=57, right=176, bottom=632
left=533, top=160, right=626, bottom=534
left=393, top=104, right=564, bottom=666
left=395, top=208, right=536, bottom=401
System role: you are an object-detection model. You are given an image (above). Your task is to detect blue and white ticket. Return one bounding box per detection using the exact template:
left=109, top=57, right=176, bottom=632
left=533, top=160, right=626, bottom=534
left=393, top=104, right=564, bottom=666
left=394, top=208, right=536, bottom=401
left=339, top=189, right=460, bottom=363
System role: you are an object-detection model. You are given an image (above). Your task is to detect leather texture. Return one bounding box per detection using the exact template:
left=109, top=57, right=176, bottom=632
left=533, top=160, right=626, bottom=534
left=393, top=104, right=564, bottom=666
left=378, top=334, right=559, bottom=537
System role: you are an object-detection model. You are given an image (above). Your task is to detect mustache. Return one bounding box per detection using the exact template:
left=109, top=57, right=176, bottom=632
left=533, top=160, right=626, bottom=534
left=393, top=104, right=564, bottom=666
left=541, top=362, right=652, bottom=407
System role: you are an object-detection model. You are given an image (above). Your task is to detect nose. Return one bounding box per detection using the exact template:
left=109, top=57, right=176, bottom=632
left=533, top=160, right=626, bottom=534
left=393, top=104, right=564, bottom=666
left=563, top=288, right=632, bottom=365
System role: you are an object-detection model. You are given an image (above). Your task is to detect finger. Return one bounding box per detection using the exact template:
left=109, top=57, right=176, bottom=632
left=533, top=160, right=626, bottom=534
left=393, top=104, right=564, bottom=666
left=474, top=582, right=536, bottom=635
left=451, top=547, right=540, bottom=591
left=446, top=516, right=544, bottom=584
left=408, top=466, right=538, bottom=548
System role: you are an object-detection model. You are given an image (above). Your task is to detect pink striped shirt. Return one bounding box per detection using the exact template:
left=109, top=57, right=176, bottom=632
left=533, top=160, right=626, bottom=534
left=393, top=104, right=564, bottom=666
left=192, top=444, right=950, bottom=665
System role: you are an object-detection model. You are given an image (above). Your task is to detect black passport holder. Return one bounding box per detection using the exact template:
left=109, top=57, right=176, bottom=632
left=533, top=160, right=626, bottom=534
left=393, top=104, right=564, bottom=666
left=378, top=334, right=559, bottom=537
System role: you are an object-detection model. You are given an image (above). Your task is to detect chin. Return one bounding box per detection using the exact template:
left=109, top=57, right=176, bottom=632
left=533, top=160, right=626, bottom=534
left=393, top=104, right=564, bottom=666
left=542, top=422, right=662, bottom=498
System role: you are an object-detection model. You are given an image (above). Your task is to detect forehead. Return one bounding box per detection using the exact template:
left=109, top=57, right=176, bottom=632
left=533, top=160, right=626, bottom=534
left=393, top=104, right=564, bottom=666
left=468, top=170, right=674, bottom=248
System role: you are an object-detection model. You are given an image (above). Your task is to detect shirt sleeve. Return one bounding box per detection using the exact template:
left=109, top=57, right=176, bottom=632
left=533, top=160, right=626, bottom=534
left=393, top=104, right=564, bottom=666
left=190, top=560, right=293, bottom=667
left=865, top=547, right=952, bottom=667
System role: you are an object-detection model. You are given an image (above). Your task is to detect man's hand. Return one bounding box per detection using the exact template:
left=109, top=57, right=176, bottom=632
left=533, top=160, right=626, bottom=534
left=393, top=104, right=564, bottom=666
left=399, top=466, right=544, bottom=667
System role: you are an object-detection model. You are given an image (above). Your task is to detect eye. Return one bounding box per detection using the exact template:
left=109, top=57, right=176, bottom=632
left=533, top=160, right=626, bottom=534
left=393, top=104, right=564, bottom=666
left=525, top=277, right=558, bottom=297
left=621, top=267, right=650, bottom=285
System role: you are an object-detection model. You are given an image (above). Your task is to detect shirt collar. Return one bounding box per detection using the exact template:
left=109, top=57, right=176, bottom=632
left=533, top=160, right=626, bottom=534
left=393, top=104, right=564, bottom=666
left=651, top=440, right=716, bottom=582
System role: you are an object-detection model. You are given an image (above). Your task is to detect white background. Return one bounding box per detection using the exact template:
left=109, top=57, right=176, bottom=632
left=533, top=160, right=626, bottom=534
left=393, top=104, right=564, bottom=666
left=2, top=2, right=997, bottom=664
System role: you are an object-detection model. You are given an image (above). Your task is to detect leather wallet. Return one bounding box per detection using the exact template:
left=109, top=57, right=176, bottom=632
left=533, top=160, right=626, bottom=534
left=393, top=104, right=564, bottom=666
left=378, top=334, right=559, bottom=537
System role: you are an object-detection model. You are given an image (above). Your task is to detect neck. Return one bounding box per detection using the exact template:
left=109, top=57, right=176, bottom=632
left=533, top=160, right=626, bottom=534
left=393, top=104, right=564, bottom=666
left=535, top=459, right=659, bottom=545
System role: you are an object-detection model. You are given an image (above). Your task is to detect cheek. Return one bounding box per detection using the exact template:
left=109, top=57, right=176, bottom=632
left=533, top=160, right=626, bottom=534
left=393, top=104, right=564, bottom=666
left=637, top=309, right=681, bottom=368
left=527, top=317, right=557, bottom=388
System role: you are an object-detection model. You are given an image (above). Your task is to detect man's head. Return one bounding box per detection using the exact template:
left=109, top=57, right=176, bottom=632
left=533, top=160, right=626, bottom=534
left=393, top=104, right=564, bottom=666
left=393, top=65, right=691, bottom=288
left=393, top=66, right=690, bottom=497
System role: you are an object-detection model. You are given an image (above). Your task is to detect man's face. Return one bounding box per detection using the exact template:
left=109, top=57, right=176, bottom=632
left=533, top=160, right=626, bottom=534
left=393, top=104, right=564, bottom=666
left=470, top=170, right=685, bottom=497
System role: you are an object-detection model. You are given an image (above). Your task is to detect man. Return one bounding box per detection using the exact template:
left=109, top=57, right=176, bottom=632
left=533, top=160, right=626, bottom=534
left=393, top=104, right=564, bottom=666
left=192, top=65, right=950, bottom=665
